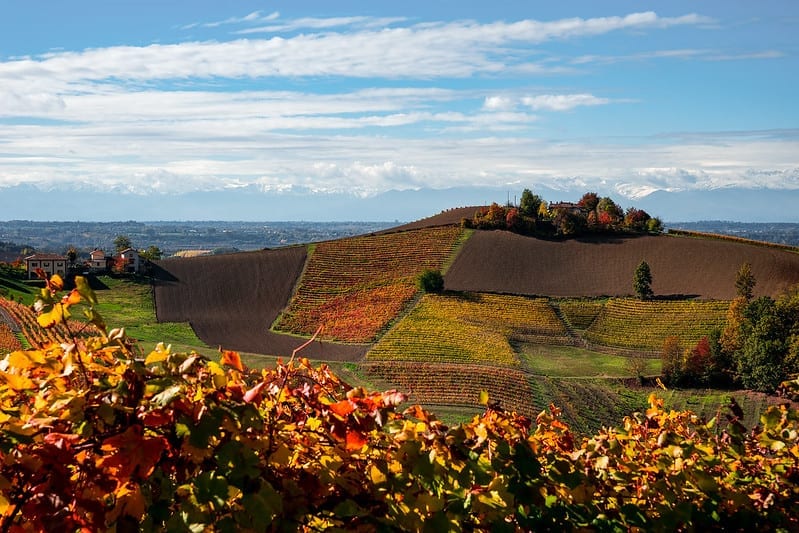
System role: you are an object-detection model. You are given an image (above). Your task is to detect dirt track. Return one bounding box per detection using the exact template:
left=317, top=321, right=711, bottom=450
left=445, top=231, right=799, bottom=299
left=152, top=247, right=368, bottom=360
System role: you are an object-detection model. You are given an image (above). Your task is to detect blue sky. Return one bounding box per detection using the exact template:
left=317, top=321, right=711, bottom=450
left=0, top=1, right=797, bottom=219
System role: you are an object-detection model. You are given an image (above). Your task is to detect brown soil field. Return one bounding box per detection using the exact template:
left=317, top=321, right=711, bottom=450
left=152, top=247, right=368, bottom=361
left=445, top=231, right=799, bottom=299
left=384, top=206, right=481, bottom=232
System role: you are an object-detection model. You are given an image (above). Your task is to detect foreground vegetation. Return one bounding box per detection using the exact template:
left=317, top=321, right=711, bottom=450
left=1, top=277, right=797, bottom=531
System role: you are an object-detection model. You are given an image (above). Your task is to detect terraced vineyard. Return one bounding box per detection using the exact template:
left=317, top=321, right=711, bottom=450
left=584, top=298, right=729, bottom=351
left=361, top=361, right=539, bottom=415
left=0, top=322, right=23, bottom=354
left=555, top=299, right=605, bottom=329
left=0, top=297, right=100, bottom=348
left=367, top=292, right=570, bottom=366
left=275, top=226, right=465, bottom=342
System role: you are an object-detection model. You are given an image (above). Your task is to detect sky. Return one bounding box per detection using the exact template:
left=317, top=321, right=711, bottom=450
left=0, top=1, right=798, bottom=221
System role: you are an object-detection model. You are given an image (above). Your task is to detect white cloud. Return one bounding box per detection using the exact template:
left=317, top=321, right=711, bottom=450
left=483, top=96, right=515, bottom=111
left=520, top=94, right=609, bottom=111
left=0, top=12, right=713, bottom=86
left=236, top=16, right=407, bottom=34
left=483, top=93, right=611, bottom=112
left=572, top=48, right=783, bottom=65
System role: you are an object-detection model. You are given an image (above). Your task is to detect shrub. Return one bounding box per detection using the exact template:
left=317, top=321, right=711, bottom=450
left=418, top=269, right=444, bottom=293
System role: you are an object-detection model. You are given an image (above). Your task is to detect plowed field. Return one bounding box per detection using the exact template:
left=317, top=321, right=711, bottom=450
left=445, top=232, right=799, bottom=299
left=152, top=247, right=368, bottom=360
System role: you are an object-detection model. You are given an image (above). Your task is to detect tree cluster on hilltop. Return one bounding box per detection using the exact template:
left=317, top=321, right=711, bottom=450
left=463, top=189, right=663, bottom=238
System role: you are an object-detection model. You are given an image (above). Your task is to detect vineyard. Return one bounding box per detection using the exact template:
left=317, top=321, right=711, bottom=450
left=584, top=298, right=729, bottom=351
left=275, top=226, right=465, bottom=342
left=366, top=292, right=570, bottom=366
left=361, top=361, right=539, bottom=415
left=0, top=296, right=99, bottom=348
left=554, top=298, right=605, bottom=329
left=0, top=323, right=23, bottom=353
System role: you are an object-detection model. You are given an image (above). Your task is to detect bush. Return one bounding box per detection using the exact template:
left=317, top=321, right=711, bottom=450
left=418, top=269, right=444, bottom=293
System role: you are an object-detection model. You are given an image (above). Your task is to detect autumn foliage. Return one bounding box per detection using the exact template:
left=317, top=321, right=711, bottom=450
left=1, top=277, right=798, bottom=531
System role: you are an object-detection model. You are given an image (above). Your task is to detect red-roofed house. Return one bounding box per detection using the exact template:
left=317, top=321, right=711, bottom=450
left=24, top=253, right=67, bottom=280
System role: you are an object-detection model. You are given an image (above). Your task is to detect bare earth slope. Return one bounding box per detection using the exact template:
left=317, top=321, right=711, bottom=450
left=445, top=231, right=799, bottom=299
left=384, top=206, right=481, bottom=232
left=152, top=247, right=368, bottom=360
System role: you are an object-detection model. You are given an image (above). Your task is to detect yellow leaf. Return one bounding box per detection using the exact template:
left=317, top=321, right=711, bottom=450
left=49, top=274, right=64, bottom=291
left=144, top=349, right=169, bottom=365
left=1, top=372, right=35, bottom=391
left=5, top=351, right=32, bottom=370
left=369, top=465, right=387, bottom=485
left=0, top=492, right=9, bottom=516
left=37, top=305, right=64, bottom=328
left=479, top=390, right=490, bottom=406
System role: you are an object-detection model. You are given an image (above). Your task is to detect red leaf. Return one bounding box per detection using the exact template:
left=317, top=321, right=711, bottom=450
left=43, top=432, right=80, bottom=450
left=140, top=410, right=173, bottom=427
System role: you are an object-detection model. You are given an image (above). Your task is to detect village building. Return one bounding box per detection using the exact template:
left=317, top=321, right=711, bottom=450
left=118, top=248, right=142, bottom=274
left=24, top=253, right=67, bottom=280
left=88, top=249, right=112, bottom=272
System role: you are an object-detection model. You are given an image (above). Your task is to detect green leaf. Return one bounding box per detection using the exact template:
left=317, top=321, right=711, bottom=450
left=195, top=472, right=229, bottom=509
left=75, top=275, right=98, bottom=305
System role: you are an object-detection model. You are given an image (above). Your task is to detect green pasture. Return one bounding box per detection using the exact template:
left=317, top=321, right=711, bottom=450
left=516, top=343, right=661, bottom=377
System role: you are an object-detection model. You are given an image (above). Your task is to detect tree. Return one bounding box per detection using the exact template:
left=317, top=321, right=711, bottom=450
left=661, top=335, right=683, bottom=384
left=577, top=192, right=599, bottom=212
left=633, top=260, right=653, bottom=300
left=140, top=245, right=162, bottom=261
left=736, top=299, right=788, bottom=392
left=66, top=246, right=77, bottom=268
left=735, top=262, right=756, bottom=300
left=623, top=207, right=651, bottom=231
left=720, top=296, right=749, bottom=355
left=418, top=269, right=444, bottom=293
left=113, top=235, right=132, bottom=253
left=596, top=197, right=623, bottom=225
left=646, top=217, right=663, bottom=234
left=519, top=189, right=543, bottom=218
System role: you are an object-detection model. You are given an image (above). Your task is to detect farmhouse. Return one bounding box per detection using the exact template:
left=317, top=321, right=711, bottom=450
left=549, top=201, right=584, bottom=215
left=24, top=253, right=67, bottom=280
left=118, top=248, right=142, bottom=274
left=89, top=249, right=112, bottom=272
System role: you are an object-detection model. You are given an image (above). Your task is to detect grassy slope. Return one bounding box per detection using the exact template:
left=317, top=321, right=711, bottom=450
left=0, top=265, right=36, bottom=305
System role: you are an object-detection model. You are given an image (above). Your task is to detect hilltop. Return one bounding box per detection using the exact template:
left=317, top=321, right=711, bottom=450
left=152, top=206, right=799, bottom=357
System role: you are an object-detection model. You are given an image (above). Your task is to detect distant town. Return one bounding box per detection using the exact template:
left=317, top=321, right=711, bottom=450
left=1, top=218, right=798, bottom=265
left=0, top=220, right=398, bottom=262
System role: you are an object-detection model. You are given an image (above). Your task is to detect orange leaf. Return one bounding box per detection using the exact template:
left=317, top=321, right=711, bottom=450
left=329, top=400, right=356, bottom=418
left=220, top=350, right=244, bottom=372
left=61, top=289, right=81, bottom=306
left=99, top=425, right=166, bottom=480
left=345, top=429, right=368, bottom=452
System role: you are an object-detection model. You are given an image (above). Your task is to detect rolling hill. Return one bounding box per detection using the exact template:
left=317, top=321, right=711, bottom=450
left=152, top=210, right=799, bottom=358
left=145, top=210, right=799, bottom=427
